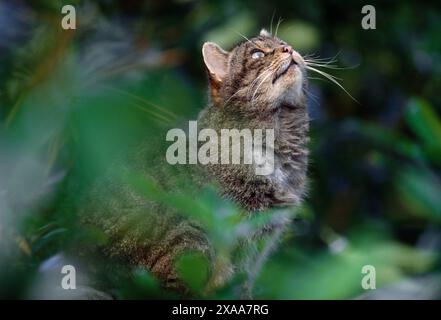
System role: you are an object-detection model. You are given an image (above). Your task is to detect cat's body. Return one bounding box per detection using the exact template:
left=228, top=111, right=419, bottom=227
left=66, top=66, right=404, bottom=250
left=78, top=29, right=309, bottom=296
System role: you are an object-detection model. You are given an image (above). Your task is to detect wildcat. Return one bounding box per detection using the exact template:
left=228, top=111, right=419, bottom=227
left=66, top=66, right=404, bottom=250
left=78, top=29, right=309, bottom=297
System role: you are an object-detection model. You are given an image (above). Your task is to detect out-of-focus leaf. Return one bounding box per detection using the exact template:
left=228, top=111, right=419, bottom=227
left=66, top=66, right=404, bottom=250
left=176, top=252, right=210, bottom=293
left=395, top=167, right=441, bottom=222
left=355, top=120, right=424, bottom=161
left=405, top=97, right=441, bottom=164
left=132, top=268, right=160, bottom=292
left=31, top=228, right=67, bottom=254
left=256, top=234, right=437, bottom=299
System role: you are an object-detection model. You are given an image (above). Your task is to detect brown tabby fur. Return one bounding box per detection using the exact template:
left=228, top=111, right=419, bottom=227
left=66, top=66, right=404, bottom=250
left=79, top=29, right=309, bottom=296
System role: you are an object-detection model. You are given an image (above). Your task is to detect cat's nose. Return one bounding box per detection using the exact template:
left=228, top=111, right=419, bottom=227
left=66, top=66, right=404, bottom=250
left=282, top=45, right=293, bottom=54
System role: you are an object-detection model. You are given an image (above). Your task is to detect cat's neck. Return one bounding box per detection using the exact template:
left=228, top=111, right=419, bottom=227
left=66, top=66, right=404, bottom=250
left=197, top=100, right=309, bottom=211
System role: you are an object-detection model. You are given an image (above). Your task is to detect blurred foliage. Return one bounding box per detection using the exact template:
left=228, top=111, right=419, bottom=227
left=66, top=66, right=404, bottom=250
left=0, top=0, right=441, bottom=299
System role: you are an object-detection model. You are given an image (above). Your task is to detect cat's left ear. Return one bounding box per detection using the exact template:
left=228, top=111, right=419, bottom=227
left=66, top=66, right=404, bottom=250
left=202, top=42, right=229, bottom=85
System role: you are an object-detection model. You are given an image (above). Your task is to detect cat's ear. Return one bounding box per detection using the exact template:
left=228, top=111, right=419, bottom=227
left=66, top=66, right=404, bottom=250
left=202, top=42, right=229, bottom=85
left=260, top=29, right=271, bottom=37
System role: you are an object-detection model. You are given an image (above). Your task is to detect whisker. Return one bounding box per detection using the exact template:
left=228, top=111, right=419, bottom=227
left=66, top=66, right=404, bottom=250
left=305, top=55, right=336, bottom=60
left=269, top=10, right=276, bottom=36
left=302, top=53, right=316, bottom=58
left=304, top=57, right=338, bottom=64
left=224, top=66, right=275, bottom=107
left=246, top=66, right=274, bottom=96
left=304, top=57, right=334, bottom=61
left=306, top=65, right=359, bottom=103
left=307, top=67, right=343, bottom=81
left=303, top=87, right=320, bottom=107
left=251, top=71, right=274, bottom=105
left=234, top=31, right=258, bottom=48
left=307, top=76, right=329, bottom=82
left=303, top=51, right=342, bottom=65
left=247, top=71, right=271, bottom=101
left=274, top=17, right=284, bottom=38
left=304, top=59, right=338, bottom=65
left=307, top=61, right=359, bottom=71
left=303, top=53, right=329, bottom=59
left=223, top=87, right=248, bottom=106
left=305, top=62, right=354, bottom=71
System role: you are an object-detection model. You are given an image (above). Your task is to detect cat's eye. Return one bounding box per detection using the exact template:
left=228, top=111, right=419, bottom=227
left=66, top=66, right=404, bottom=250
left=251, top=51, right=264, bottom=59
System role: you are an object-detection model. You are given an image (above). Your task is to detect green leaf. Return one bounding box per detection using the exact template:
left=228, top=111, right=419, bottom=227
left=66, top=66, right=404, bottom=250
left=356, top=120, right=424, bottom=161
left=405, top=97, right=441, bottom=164
left=176, top=252, right=210, bottom=293
left=395, top=167, right=441, bottom=222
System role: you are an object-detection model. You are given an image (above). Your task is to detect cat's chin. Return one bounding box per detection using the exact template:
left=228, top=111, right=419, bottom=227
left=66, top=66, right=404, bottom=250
left=270, top=68, right=304, bottom=105
left=273, top=84, right=304, bottom=107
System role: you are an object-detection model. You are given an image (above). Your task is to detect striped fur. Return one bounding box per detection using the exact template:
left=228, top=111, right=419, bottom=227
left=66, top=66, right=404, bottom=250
left=79, top=31, right=309, bottom=295
left=199, top=30, right=309, bottom=211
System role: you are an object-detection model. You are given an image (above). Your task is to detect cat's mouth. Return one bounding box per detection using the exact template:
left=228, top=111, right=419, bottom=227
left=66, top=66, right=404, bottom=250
left=272, top=59, right=297, bottom=84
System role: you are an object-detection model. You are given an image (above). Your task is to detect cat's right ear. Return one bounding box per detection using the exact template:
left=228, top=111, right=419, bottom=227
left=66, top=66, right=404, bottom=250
left=202, top=42, right=229, bottom=86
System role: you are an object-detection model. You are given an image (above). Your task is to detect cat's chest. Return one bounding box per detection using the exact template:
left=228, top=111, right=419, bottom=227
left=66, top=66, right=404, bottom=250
left=269, top=107, right=309, bottom=203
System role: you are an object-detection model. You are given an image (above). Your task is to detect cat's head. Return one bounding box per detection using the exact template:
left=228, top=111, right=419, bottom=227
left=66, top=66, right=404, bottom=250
left=202, top=29, right=306, bottom=113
